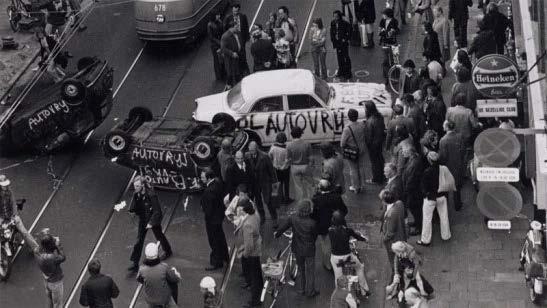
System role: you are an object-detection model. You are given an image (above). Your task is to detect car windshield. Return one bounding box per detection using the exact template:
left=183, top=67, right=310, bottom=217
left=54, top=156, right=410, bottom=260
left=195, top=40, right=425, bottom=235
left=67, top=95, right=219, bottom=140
left=314, top=76, right=330, bottom=104
left=227, top=83, right=246, bottom=112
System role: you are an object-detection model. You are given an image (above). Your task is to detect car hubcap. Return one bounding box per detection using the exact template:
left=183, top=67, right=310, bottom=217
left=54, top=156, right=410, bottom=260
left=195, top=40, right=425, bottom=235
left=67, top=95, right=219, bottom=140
left=194, top=143, right=211, bottom=159
left=65, top=85, right=78, bottom=97
left=108, top=136, right=125, bottom=151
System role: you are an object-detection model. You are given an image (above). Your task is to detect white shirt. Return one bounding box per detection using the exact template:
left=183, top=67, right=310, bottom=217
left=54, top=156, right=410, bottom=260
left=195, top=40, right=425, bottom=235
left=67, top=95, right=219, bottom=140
left=385, top=202, right=394, bottom=218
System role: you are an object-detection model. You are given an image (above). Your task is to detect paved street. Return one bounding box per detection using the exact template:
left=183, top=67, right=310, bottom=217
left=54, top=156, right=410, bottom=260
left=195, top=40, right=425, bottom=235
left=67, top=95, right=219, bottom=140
left=0, top=0, right=542, bottom=307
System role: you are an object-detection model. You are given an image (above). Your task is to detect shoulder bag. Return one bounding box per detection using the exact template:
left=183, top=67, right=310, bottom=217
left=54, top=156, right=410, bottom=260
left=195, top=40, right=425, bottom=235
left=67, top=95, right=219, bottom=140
left=342, top=126, right=360, bottom=161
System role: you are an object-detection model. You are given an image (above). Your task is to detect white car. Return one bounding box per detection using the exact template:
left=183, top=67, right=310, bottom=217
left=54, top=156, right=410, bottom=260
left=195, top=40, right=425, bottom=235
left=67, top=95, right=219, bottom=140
left=193, top=69, right=393, bottom=146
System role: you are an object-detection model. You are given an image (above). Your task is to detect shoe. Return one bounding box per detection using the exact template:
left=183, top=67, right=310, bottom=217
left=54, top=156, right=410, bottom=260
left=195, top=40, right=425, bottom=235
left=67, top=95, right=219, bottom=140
left=416, top=240, right=430, bottom=247
left=127, top=263, right=139, bottom=272
left=160, top=252, right=172, bottom=261
left=205, top=265, right=223, bottom=271
left=306, top=290, right=320, bottom=298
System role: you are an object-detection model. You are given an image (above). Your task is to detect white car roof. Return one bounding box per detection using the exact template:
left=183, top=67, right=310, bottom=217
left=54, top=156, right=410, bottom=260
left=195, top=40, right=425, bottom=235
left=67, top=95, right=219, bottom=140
left=241, top=69, right=315, bottom=104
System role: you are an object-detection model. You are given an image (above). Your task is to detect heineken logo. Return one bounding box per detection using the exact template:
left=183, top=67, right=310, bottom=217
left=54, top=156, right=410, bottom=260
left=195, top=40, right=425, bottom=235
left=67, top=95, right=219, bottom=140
left=472, top=55, right=519, bottom=98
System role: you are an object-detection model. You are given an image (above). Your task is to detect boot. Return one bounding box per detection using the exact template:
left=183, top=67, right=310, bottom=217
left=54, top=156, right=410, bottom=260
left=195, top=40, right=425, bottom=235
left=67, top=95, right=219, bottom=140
left=366, top=33, right=374, bottom=48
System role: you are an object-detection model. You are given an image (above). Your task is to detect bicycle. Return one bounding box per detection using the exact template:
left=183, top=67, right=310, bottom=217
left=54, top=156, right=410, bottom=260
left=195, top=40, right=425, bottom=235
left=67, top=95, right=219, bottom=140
left=382, top=44, right=402, bottom=94
left=260, top=231, right=298, bottom=307
left=335, top=235, right=370, bottom=306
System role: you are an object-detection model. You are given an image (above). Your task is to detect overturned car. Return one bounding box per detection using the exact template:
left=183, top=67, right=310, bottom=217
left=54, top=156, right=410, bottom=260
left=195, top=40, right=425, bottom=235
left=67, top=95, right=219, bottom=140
left=103, top=107, right=248, bottom=191
left=0, top=57, right=114, bottom=155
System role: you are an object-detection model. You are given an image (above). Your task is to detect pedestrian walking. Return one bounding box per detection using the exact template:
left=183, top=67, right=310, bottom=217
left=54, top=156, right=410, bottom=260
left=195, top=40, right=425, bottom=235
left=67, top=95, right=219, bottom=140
left=341, top=109, right=367, bottom=193
left=250, top=27, right=275, bottom=72
left=207, top=13, right=225, bottom=81
left=310, top=18, right=328, bottom=79
left=417, top=152, right=452, bottom=246
left=413, top=0, right=434, bottom=24
left=357, top=0, right=376, bottom=48
left=268, top=132, right=292, bottom=205
left=79, top=259, right=119, bottom=308
left=448, top=0, right=473, bottom=48
left=422, top=21, right=442, bottom=62
left=34, top=233, right=65, bottom=308
left=246, top=141, right=278, bottom=227
left=446, top=93, right=481, bottom=147
left=200, top=168, right=229, bottom=271
left=216, top=138, right=233, bottom=184
left=450, top=67, right=476, bottom=111
left=330, top=276, right=358, bottom=308
left=235, top=198, right=263, bottom=308
left=432, top=6, right=451, bottom=66
left=424, top=84, right=446, bottom=137
left=384, top=162, right=404, bottom=202
left=275, top=200, right=319, bottom=298
left=398, top=60, right=420, bottom=99
left=220, top=21, right=246, bottom=89
left=276, top=6, right=299, bottom=61
left=200, top=276, right=220, bottom=308
left=287, top=126, right=314, bottom=199
left=331, top=10, right=352, bottom=80
left=468, top=18, right=497, bottom=61
left=137, top=243, right=181, bottom=308
left=321, top=142, right=346, bottom=194
left=403, top=149, right=424, bottom=236
left=439, top=120, right=466, bottom=211
left=329, top=211, right=370, bottom=297
left=483, top=2, right=511, bottom=55
left=363, top=101, right=386, bottom=184
left=225, top=150, right=254, bottom=199
left=311, top=179, right=348, bottom=271
left=128, top=176, right=172, bottom=272
left=386, top=105, right=417, bottom=151
left=379, top=8, right=399, bottom=82
left=379, top=189, right=407, bottom=276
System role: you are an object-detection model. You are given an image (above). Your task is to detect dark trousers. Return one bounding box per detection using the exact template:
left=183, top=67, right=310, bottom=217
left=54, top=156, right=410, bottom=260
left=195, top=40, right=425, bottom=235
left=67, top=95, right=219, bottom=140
left=368, top=146, right=385, bottom=183
left=453, top=185, right=463, bottom=210
left=383, top=240, right=395, bottom=277
left=255, top=182, right=277, bottom=220
left=242, top=256, right=263, bottom=305
left=210, top=46, right=225, bottom=81
left=296, top=256, right=316, bottom=296
left=130, top=218, right=172, bottom=264
left=276, top=168, right=290, bottom=201
left=205, top=221, right=229, bottom=267
left=335, top=44, right=352, bottom=79
left=406, top=193, right=423, bottom=231
left=453, top=17, right=469, bottom=48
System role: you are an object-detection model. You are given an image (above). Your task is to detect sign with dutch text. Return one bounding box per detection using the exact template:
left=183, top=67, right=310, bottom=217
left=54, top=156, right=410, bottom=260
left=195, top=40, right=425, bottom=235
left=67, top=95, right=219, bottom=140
left=472, top=54, right=519, bottom=98
left=476, top=99, right=518, bottom=118
left=487, top=220, right=512, bottom=230
left=477, top=167, right=520, bottom=182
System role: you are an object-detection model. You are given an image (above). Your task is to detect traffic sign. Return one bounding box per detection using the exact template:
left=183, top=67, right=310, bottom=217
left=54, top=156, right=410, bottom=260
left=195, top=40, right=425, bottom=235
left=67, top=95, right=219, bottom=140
left=477, top=167, right=519, bottom=182
left=474, top=128, right=521, bottom=167
left=476, top=99, right=518, bottom=118
left=487, top=220, right=512, bottom=230
left=477, top=183, right=523, bottom=220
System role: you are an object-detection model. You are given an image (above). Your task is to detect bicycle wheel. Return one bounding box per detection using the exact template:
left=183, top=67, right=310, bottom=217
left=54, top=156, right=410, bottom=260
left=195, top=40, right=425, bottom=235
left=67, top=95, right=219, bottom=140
left=288, top=253, right=298, bottom=281
left=388, top=65, right=402, bottom=94
left=6, top=6, right=21, bottom=32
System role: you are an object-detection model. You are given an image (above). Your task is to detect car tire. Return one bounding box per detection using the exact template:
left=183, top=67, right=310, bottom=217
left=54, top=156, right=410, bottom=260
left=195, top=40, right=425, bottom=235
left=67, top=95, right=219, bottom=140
left=128, top=106, right=153, bottom=123
left=104, top=130, right=131, bottom=156
left=192, top=136, right=218, bottom=166
left=212, top=113, right=236, bottom=134
left=61, top=79, right=86, bottom=105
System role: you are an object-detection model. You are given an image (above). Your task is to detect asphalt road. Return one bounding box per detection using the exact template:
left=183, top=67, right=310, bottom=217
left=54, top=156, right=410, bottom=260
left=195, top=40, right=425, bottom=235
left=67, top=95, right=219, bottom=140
left=0, top=0, right=412, bottom=307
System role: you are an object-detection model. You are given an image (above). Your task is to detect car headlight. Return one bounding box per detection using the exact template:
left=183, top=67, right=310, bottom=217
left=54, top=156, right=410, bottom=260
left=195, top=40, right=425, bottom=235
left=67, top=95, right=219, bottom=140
left=156, top=14, right=165, bottom=23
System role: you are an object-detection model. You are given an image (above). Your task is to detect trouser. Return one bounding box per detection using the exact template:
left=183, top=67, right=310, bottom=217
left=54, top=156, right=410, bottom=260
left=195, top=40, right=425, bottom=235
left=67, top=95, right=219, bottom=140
left=311, top=49, right=327, bottom=79
left=389, top=0, right=408, bottom=23
left=210, top=46, right=225, bottom=80
left=453, top=17, right=468, bottom=48
left=317, top=235, right=332, bottom=270
left=275, top=168, right=290, bottom=201
left=421, top=196, right=451, bottom=244
left=382, top=46, right=394, bottom=79
left=290, top=164, right=313, bottom=199
left=452, top=185, right=463, bottom=210
left=224, top=58, right=241, bottom=87
left=296, top=255, right=316, bottom=296
left=330, top=253, right=369, bottom=293
left=205, top=221, right=229, bottom=267
left=335, top=44, right=352, bottom=79
left=242, top=256, right=263, bottom=305
left=342, top=2, right=357, bottom=24
left=130, top=218, right=172, bottom=264
left=44, top=280, right=63, bottom=308
left=368, top=146, right=385, bottom=183
left=383, top=241, right=396, bottom=277
left=406, top=192, right=423, bottom=231
left=347, top=155, right=366, bottom=190
left=255, top=182, right=277, bottom=221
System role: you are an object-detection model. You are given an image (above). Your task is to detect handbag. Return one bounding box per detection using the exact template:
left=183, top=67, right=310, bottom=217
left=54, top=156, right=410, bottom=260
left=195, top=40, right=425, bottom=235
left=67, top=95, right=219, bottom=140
left=342, top=126, right=360, bottom=161
left=438, top=165, right=457, bottom=193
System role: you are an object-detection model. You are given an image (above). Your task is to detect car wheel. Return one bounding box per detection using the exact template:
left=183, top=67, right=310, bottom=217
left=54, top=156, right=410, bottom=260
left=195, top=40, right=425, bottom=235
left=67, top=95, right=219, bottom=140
left=192, top=136, right=218, bottom=166
left=104, top=130, right=131, bottom=156
left=212, top=113, right=236, bottom=134
left=61, top=79, right=86, bottom=105
left=128, top=107, right=153, bottom=123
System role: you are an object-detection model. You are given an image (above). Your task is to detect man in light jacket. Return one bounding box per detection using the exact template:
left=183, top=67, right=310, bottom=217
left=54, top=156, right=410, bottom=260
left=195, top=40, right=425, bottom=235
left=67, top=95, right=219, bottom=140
left=340, top=109, right=367, bottom=193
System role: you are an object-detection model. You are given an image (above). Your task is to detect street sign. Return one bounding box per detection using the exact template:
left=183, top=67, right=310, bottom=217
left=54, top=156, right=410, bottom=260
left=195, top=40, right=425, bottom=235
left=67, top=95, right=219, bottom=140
left=477, top=183, right=523, bottom=220
left=472, top=54, right=519, bottom=98
left=477, top=167, right=520, bottom=182
left=476, top=99, right=518, bottom=118
left=474, top=128, right=521, bottom=167
left=487, top=220, right=512, bottom=230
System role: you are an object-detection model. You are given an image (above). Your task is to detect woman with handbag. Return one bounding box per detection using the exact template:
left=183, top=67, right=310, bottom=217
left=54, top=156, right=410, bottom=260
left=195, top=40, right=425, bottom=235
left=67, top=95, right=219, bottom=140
left=340, top=109, right=368, bottom=194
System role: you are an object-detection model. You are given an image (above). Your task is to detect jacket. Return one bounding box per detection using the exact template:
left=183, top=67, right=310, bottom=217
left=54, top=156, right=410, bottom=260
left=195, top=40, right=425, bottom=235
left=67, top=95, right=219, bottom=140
left=423, top=31, right=442, bottom=62
left=251, top=38, right=275, bottom=71
left=341, top=121, right=367, bottom=153
left=207, top=20, right=223, bottom=49
left=399, top=70, right=421, bottom=98
left=439, top=131, right=465, bottom=186
left=322, top=155, right=346, bottom=192
left=311, top=191, right=348, bottom=235
left=130, top=190, right=163, bottom=227
left=385, top=175, right=404, bottom=202
left=421, top=163, right=444, bottom=200
left=386, top=116, right=417, bottom=150
left=406, top=105, right=426, bottom=139
left=245, top=150, right=277, bottom=186
left=402, top=153, right=425, bottom=197
left=223, top=13, right=249, bottom=42
left=79, top=273, right=119, bottom=308
left=483, top=10, right=510, bottom=44
left=225, top=159, right=255, bottom=196
left=445, top=105, right=480, bottom=142
left=137, top=260, right=180, bottom=306
left=424, top=96, right=447, bottom=136
left=276, top=215, right=317, bottom=257
left=450, top=81, right=477, bottom=111
left=357, top=0, right=376, bottom=24
left=468, top=29, right=497, bottom=60
left=364, top=114, right=386, bottom=150
left=330, top=19, right=351, bottom=49
left=379, top=18, right=399, bottom=46
left=238, top=213, right=262, bottom=257
left=448, top=0, right=473, bottom=20
left=380, top=201, right=407, bottom=243
left=201, top=179, right=226, bottom=225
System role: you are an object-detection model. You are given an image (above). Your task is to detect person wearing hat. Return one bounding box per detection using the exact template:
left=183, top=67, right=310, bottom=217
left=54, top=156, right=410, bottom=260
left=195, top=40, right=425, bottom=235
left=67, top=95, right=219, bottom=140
left=250, top=24, right=276, bottom=72
left=275, top=199, right=319, bottom=298
left=417, top=151, right=451, bottom=246
left=0, top=175, right=37, bottom=250
left=128, top=176, right=173, bottom=272
left=137, top=243, right=181, bottom=307
left=200, top=276, right=220, bottom=308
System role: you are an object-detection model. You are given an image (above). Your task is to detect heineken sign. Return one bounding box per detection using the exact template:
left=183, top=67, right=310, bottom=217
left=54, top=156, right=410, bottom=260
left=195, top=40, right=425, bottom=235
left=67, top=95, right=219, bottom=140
left=472, top=54, right=519, bottom=98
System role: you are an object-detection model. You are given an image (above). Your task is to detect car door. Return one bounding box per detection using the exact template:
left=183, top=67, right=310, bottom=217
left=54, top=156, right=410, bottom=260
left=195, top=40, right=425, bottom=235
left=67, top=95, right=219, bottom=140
left=286, top=94, right=335, bottom=142
left=245, top=95, right=286, bottom=145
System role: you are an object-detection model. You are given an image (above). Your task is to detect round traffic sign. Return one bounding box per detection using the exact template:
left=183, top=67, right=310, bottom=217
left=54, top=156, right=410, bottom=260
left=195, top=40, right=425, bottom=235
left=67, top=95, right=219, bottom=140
left=474, top=128, right=520, bottom=167
left=476, top=182, right=522, bottom=220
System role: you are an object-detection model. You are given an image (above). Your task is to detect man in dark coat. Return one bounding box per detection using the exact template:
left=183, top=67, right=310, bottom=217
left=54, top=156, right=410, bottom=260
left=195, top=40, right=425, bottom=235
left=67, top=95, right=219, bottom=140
left=448, top=0, right=473, bottom=48
left=331, top=10, right=352, bottom=80
left=128, top=176, right=172, bottom=272
left=79, top=259, right=119, bottom=308
left=386, top=104, right=417, bottom=151
left=200, top=168, right=230, bottom=270
left=380, top=189, right=407, bottom=277
left=223, top=3, right=249, bottom=43
left=275, top=200, right=318, bottom=297
left=468, top=18, right=497, bottom=60
left=439, top=120, right=465, bottom=211
left=483, top=2, right=511, bottom=54
left=250, top=30, right=275, bottom=72
left=225, top=150, right=254, bottom=199
left=245, top=141, right=278, bottom=227
left=311, top=179, right=348, bottom=271
left=207, top=13, right=225, bottom=81
left=402, top=149, right=424, bottom=236
left=220, top=21, right=246, bottom=88
left=403, top=94, right=426, bottom=141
